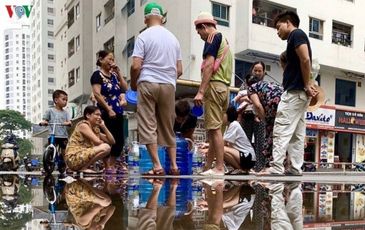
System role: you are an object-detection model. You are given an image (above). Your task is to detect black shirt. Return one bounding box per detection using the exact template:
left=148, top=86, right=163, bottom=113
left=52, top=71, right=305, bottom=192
left=174, top=113, right=198, bottom=135
left=283, top=29, right=312, bottom=91
left=203, top=32, right=222, bottom=59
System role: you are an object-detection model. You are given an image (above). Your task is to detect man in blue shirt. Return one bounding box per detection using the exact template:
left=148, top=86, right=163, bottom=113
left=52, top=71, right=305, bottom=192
left=259, top=11, right=317, bottom=176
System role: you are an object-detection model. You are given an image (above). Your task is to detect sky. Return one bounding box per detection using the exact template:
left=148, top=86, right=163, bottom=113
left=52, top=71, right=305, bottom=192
left=0, top=0, right=31, bottom=109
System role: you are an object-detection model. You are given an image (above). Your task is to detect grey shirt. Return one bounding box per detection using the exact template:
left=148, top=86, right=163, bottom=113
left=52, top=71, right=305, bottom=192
left=42, top=107, right=71, bottom=138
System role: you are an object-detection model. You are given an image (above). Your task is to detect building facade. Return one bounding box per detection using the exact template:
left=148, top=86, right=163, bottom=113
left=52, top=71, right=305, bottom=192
left=30, top=0, right=57, bottom=124
left=3, top=25, right=32, bottom=138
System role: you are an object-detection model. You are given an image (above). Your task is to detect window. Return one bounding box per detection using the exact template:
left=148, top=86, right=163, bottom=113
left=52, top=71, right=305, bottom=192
left=48, top=100, right=54, bottom=106
left=5, top=35, right=9, bottom=40
left=140, top=0, right=147, bottom=6
left=96, top=14, right=101, bottom=31
left=48, top=89, right=54, bottom=94
left=252, top=0, right=295, bottom=28
left=76, top=35, right=80, bottom=51
left=68, top=7, right=75, bottom=28
left=68, top=38, right=75, bottom=57
left=47, top=7, right=54, bottom=14
left=48, top=31, right=54, bottom=37
left=332, top=21, right=352, bottom=47
left=309, top=17, right=324, bottom=40
left=48, top=66, right=54, bottom=73
left=48, top=54, right=55, bottom=61
left=212, top=2, right=230, bottom=26
left=68, top=69, right=75, bottom=87
left=104, top=37, right=114, bottom=53
left=48, top=77, right=55, bottom=83
left=335, top=79, right=356, bottom=106
left=104, top=0, right=115, bottom=24
left=48, top=42, right=54, bottom=49
left=127, top=0, right=135, bottom=17
left=47, top=19, right=54, bottom=25
left=75, top=3, right=80, bottom=18
left=127, top=36, right=135, bottom=57
left=76, top=67, right=80, bottom=82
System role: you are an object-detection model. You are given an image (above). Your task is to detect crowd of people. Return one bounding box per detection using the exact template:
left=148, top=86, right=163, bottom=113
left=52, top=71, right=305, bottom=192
left=40, top=2, right=318, bottom=177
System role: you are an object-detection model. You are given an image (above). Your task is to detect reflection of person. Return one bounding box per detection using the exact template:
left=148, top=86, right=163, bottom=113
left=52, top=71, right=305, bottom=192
left=270, top=182, right=303, bottom=230
left=131, top=2, right=182, bottom=176
left=40, top=90, right=71, bottom=155
left=65, top=106, right=115, bottom=172
left=65, top=179, right=115, bottom=229
left=137, top=179, right=178, bottom=230
left=235, top=62, right=266, bottom=172
left=246, top=74, right=283, bottom=172
left=222, top=183, right=255, bottom=230
left=91, top=50, right=128, bottom=173
left=263, top=11, right=317, bottom=176
left=174, top=100, right=197, bottom=141
left=194, top=12, right=232, bottom=176
left=202, top=179, right=224, bottom=229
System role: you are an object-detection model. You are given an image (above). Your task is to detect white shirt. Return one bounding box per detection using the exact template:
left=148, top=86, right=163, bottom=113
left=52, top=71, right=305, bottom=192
left=224, top=121, right=256, bottom=161
left=132, top=25, right=182, bottom=88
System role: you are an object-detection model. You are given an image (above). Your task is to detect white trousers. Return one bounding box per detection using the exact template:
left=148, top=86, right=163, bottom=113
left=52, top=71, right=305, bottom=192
left=271, top=90, right=310, bottom=174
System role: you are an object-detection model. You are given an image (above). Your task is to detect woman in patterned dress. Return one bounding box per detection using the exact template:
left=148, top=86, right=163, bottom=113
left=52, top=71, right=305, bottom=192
left=91, top=50, right=128, bottom=173
left=65, top=105, right=115, bottom=172
left=246, top=74, right=284, bottom=169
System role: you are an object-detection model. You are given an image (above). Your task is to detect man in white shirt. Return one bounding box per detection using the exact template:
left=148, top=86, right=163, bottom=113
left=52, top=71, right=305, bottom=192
left=131, top=2, right=183, bottom=176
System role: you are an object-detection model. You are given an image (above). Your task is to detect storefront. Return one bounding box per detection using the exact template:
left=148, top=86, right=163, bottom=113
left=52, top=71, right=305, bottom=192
left=305, top=106, right=365, bottom=169
left=335, top=109, right=365, bottom=165
left=305, top=106, right=336, bottom=168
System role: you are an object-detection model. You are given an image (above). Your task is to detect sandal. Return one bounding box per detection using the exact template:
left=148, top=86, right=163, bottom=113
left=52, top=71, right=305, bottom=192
left=169, top=168, right=180, bottom=175
left=142, top=168, right=165, bottom=176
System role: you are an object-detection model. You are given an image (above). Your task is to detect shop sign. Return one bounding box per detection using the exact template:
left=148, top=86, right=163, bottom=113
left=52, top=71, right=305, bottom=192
left=306, top=107, right=335, bottom=128
left=335, top=110, right=365, bottom=131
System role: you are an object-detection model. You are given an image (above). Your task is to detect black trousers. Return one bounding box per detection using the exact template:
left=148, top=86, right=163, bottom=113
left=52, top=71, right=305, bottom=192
left=102, top=113, right=125, bottom=157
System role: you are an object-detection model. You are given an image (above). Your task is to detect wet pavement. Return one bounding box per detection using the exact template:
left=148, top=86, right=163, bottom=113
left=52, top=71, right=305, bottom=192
left=1, top=173, right=365, bottom=229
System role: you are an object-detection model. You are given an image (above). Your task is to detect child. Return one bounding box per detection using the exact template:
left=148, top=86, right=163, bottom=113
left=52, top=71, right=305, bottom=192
left=40, top=90, right=72, bottom=154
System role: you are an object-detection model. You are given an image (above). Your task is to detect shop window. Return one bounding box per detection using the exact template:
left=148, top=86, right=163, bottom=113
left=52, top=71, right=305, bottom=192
left=335, top=79, right=356, bottom=106
left=309, top=17, right=324, bottom=40
left=212, top=2, right=230, bottom=27
left=252, top=0, right=295, bottom=28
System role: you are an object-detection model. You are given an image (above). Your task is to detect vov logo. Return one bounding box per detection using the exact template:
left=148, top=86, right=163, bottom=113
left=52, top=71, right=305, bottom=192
left=5, top=5, right=33, bottom=18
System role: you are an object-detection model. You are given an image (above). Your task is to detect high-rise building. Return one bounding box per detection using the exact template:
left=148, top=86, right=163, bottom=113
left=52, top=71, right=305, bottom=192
left=30, top=0, right=57, bottom=124
left=3, top=25, right=32, bottom=137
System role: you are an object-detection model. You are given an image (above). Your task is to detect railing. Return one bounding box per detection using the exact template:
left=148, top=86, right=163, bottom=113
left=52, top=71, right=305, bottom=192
left=332, top=31, right=352, bottom=47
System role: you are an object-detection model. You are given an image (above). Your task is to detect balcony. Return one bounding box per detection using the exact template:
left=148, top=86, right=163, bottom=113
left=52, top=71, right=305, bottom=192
left=332, top=31, right=351, bottom=47
left=252, top=0, right=295, bottom=28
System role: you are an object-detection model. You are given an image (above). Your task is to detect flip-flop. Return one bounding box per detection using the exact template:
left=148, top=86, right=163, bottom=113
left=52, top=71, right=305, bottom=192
left=142, top=168, right=165, bottom=176
left=169, top=168, right=180, bottom=175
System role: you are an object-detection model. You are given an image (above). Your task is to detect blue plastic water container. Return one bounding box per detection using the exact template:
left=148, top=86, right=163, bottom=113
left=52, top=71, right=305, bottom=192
left=165, top=133, right=192, bottom=175
left=139, top=145, right=166, bottom=174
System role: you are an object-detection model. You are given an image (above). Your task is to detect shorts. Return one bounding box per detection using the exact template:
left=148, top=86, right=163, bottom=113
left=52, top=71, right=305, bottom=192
left=239, top=151, right=255, bottom=170
left=137, top=82, right=176, bottom=147
left=204, top=81, right=229, bottom=130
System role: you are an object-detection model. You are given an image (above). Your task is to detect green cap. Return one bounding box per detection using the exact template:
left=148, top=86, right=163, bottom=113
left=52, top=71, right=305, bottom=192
left=144, top=2, right=163, bottom=17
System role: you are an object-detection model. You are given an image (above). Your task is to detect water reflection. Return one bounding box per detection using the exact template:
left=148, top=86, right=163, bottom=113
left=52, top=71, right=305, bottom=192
left=3, top=175, right=365, bottom=229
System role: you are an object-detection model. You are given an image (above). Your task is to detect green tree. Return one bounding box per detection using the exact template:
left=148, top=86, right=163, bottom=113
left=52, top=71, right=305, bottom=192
left=16, top=138, right=34, bottom=159
left=0, top=110, right=32, bottom=136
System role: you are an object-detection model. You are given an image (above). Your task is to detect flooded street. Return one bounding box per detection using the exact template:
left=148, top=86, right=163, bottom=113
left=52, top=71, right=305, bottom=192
left=1, top=174, right=365, bottom=229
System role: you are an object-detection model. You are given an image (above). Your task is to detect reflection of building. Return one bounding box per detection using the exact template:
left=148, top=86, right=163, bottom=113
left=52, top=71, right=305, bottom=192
left=303, top=183, right=365, bottom=229
left=305, top=106, right=365, bottom=168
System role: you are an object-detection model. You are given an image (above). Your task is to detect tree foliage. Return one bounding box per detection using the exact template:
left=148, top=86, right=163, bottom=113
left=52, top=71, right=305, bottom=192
left=0, top=110, right=32, bottom=136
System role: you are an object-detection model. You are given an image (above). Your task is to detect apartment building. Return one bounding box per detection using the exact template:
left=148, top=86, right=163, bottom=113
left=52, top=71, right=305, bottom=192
left=3, top=25, right=32, bottom=138
left=30, top=0, right=57, bottom=123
